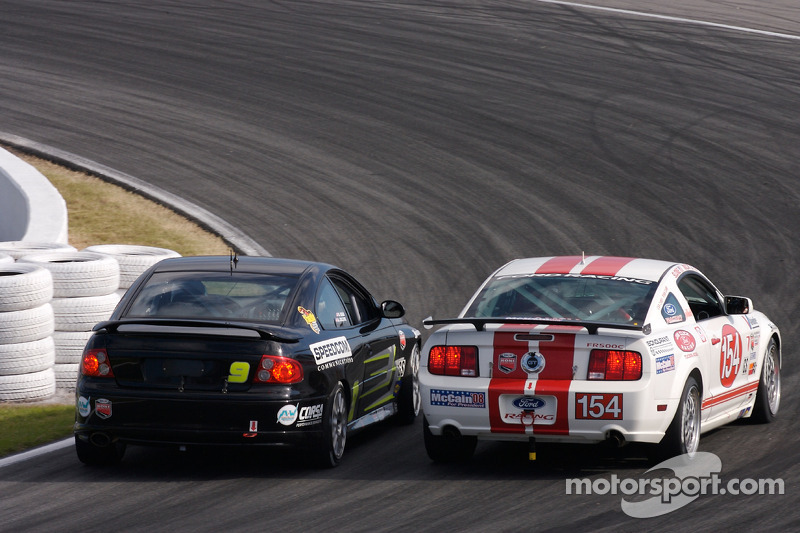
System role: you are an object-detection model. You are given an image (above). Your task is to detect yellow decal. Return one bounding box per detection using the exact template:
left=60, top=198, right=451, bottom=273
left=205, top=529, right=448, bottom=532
left=228, top=362, right=250, bottom=383
left=298, top=306, right=321, bottom=334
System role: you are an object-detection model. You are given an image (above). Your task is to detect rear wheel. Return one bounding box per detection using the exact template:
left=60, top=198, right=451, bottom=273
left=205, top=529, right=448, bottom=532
left=75, top=435, right=126, bottom=466
left=654, top=376, right=700, bottom=460
left=396, top=344, right=420, bottom=425
left=313, top=382, right=348, bottom=468
left=751, top=338, right=780, bottom=423
left=423, top=417, right=477, bottom=463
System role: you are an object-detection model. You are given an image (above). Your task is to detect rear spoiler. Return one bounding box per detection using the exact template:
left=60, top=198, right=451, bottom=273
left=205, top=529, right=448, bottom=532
left=93, top=319, right=302, bottom=343
left=422, top=317, right=645, bottom=335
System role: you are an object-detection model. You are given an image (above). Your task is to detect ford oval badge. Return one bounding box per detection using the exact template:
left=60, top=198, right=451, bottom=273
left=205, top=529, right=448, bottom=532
left=512, top=397, right=546, bottom=410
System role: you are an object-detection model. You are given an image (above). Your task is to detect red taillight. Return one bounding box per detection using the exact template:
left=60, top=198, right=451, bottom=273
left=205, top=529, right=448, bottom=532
left=81, top=348, right=115, bottom=378
left=588, top=350, right=642, bottom=380
left=428, top=346, right=478, bottom=377
left=253, top=355, right=304, bottom=384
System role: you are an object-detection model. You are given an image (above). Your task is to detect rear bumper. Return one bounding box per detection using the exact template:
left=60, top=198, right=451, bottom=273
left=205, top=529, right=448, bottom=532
left=420, top=374, right=671, bottom=445
left=73, top=387, right=328, bottom=448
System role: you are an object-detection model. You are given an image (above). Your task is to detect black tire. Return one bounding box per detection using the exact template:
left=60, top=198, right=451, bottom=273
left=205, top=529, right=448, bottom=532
left=313, top=382, right=348, bottom=468
left=395, top=344, right=421, bottom=425
left=75, top=435, right=126, bottom=466
left=751, top=338, right=780, bottom=423
left=423, top=417, right=477, bottom=463
left=654, top=376, right=701, bottom=461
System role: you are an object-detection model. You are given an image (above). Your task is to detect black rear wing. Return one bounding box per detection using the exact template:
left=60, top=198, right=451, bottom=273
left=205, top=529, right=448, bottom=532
left=94, top=318, right=302, bottom=343
left=422, top=317, right=645, bottom=335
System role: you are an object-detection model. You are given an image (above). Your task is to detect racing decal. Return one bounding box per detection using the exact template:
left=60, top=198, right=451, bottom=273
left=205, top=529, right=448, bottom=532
left=673, top=330, right=696, bottom=352
left=430, top=389, right=486, bottom=408
left=395, top=357, right=406, bottom=379
left=655, top=354, right=676, bottom=374
left=249, top=420, right=258, bottom=432
left=575, top=393, right=622, bottom=420
left=520, top=352, right=545, bottom=373
left=297, top=403, right=324, bottom=427
left=719, top=324, right=743, bottom=388
left=78, top=396, right=91, bottom=418
left=536, top=256, right=584, bottom=274
left=489, top=325, right=576, bottom=436
left=228, top=361, right=250, bottom=383
left=661, top=293, right=685, bottom=324
left=645, top=335, right=673, bottom=357
left=398, top=330, right=406, bottom=349
left=498, top=353, right=517, bottom=373
left=310, top=336, right=353, bottom=369
left=702, top=381, right=758, bottom=410
left=297, top=306, right=321, bottom=334
left=95, top=398, right=112, bottom=419
left=579, top=256, right=636, bottom=276
left=694, top=326, right=708, bottom=343
left=277, top=404, right=299, bottom=426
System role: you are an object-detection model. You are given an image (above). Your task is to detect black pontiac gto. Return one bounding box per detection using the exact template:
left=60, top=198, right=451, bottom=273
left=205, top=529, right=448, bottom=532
left=74, top=255, right=420, bottom=467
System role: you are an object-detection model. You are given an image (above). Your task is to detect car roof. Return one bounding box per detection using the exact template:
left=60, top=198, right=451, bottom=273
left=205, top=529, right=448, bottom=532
left=495, top=256, right=682, bottom=282
left=150, top=255, right=334, bottom=276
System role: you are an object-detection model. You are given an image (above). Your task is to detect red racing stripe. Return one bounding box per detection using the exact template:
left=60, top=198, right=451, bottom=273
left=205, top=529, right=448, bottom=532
left=536, top=256, right=584, bottom=274
left=489, top=327, right=527, bottom=434
left=580, top=256, right=636, bottom=276
left=532, top=327, right=576, bottom=435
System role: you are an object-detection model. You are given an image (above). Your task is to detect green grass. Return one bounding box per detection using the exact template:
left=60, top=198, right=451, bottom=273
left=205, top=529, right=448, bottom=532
left=1, top=147, right=231, bottom=458
left=0, top=404, right=76, bottom=457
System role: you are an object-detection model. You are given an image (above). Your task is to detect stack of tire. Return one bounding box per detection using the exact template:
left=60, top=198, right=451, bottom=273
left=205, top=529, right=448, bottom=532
left=0, top=262, right=57, bottom=402
left=16, top=252, right=121, bottom=391
left=82, top=244, right=181, bottom=293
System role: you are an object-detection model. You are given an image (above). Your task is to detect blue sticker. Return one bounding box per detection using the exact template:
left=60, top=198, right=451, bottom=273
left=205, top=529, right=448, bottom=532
left=661, top=293, right=685, bottom=324
left=429, top=389, right=486, bottom=408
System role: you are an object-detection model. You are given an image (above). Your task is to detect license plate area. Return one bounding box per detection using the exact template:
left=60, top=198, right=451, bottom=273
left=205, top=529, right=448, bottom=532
left=499, top=394, right=557, bottom=425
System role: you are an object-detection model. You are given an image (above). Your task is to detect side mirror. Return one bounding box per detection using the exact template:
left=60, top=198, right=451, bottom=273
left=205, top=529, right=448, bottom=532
left=725, top=296, right=752, bottom=315
left=381, top=300, right=405, bottom=319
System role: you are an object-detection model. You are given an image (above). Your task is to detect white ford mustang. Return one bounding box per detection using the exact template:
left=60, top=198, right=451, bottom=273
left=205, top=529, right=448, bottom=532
left=420, top=256, right=781, bottom=462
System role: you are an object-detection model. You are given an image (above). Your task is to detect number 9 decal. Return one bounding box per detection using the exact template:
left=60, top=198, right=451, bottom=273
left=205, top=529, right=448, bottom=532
left=228, top=362, right=250, bottom=383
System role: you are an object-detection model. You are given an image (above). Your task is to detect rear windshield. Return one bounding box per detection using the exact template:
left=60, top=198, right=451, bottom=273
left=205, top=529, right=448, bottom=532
left=125, top=271, right=299, bottom=323
left=464, top=274, right=657, bottom=325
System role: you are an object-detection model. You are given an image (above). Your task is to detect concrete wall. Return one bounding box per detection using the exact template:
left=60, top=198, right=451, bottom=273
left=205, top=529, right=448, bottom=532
left=0, top=148, right=68, bottom=243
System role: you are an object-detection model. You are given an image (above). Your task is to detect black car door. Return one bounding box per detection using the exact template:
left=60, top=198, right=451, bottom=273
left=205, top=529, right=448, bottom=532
left=315, top=273, right=401, bottom=424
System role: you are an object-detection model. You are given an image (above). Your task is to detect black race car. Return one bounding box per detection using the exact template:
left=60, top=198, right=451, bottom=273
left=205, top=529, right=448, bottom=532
left=74, top=255, right=420, bottom=467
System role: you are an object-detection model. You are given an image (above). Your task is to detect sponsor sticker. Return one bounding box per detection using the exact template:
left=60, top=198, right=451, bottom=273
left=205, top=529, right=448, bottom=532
left=646, top=335, right=673, bottom=357
left=310, top=336, right=353, bottom=369
left=95, top=398, right=112, bottom=419
left=521, top=352, right=545, bottom=374
left=277, top=404, right=299, bottom=426
left=298, top=306, right=321, bottom=334
left=297, top=403, right=324, bottom=427
left=512, top=396, right=546, bottom=410
left=673, top=330, right=696, bottom=352
left=661, top=293, right=686, bottom=324
left=429, top=389, right=486, bottom=408
left=398, top=330, right=406, bottom=349
left=78, top=396, right=91, bottom=418
left=498, top=353, right=517, bottom=374
left=655, top=354, right=676, bottom=374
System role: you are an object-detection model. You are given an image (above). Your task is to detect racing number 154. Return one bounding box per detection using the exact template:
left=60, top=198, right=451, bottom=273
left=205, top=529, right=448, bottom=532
left=575, top=393, right=623, bottom=420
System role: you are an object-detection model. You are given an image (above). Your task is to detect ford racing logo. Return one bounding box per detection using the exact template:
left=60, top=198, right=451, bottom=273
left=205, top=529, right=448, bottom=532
left=521, top=352, right=545, bottom=374
left=512, top=397, right=546, bottom=410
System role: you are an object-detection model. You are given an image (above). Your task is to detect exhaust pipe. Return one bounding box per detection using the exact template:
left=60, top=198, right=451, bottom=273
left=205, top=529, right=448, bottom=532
left=89, top=432, right=112, bottom=447
left=605, top=430, right=626, bottom=448
left=442, top=426, right=462, bottom=440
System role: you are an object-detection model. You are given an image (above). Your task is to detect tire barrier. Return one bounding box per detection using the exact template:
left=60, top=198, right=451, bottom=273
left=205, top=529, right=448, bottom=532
left=83, top=244, right=181, bottom=288
left=0, top=243, right=180, bottom=400
left=0, top=241, right=76, bottom=260
left=17, top=251, right=120, bottom=298
left=0, top=263, right=56, bottom=400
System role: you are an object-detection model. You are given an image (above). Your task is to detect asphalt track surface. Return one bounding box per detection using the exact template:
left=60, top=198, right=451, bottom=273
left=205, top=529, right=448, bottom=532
left=1, top=1, right=799, bottom=531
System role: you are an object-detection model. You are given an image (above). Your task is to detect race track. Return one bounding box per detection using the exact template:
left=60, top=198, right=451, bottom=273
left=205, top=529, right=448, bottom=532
left=1, top=1, right=798, bottom=530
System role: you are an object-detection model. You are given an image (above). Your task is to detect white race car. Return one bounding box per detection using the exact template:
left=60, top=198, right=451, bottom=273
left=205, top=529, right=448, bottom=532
left=420, top=256, right=781, bottom=462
